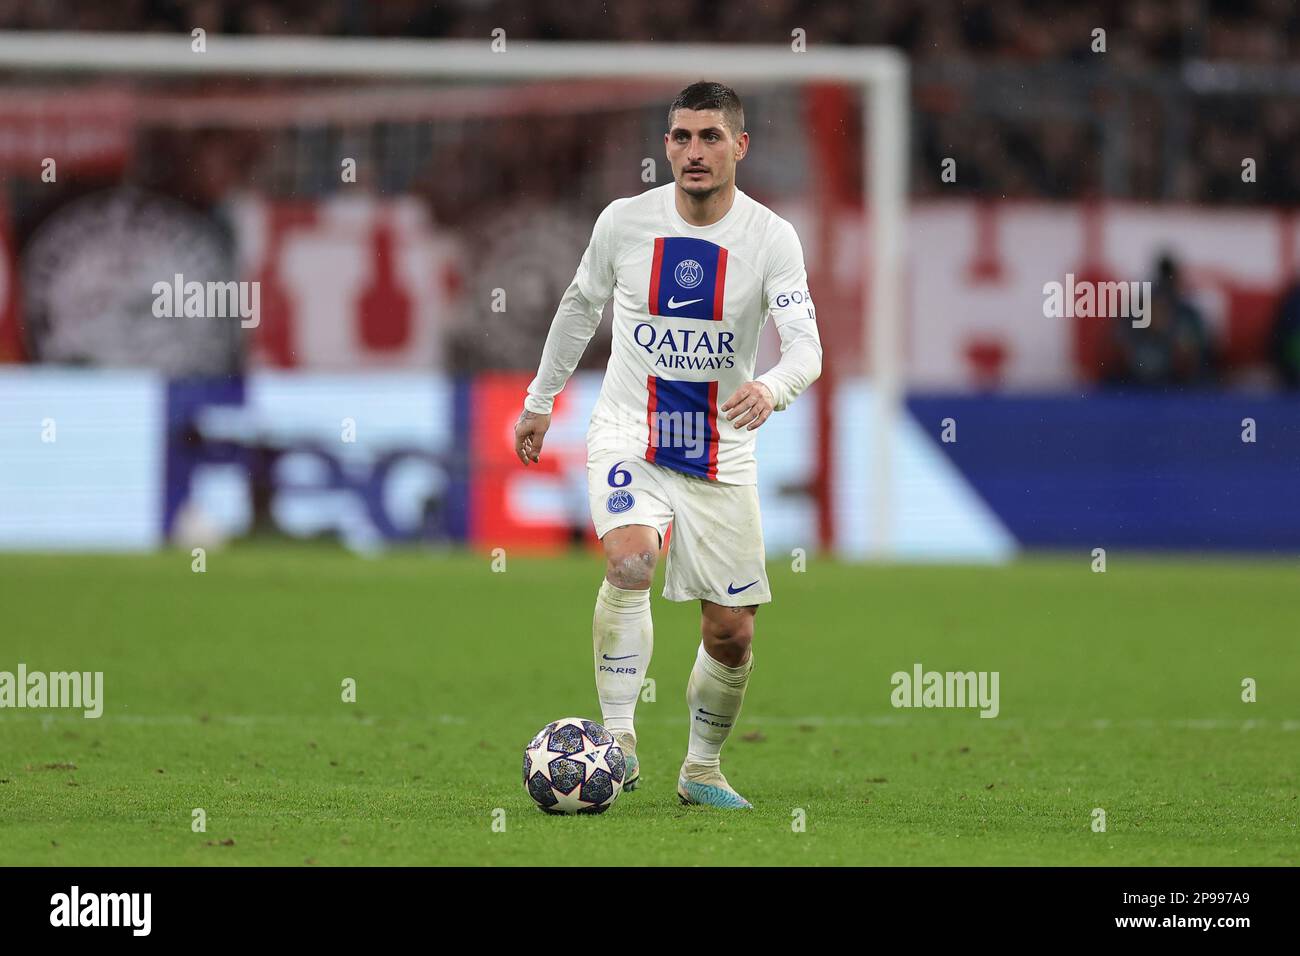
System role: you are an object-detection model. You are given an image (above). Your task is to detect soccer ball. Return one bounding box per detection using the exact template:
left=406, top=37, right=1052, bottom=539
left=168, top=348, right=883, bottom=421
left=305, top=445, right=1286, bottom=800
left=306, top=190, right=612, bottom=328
left=523, top=717, right=626, bottom=814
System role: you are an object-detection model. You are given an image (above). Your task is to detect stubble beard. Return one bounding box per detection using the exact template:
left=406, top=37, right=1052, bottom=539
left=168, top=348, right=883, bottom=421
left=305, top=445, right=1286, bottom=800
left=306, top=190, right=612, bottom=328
left=678, top=170, right=728, bottom=201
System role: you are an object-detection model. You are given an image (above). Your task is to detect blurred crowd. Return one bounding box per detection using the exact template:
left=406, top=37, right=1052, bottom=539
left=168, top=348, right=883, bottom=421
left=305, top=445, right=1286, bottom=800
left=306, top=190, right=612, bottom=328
left=3, top=0, right=1297, bottom=63
left=1101, top=252, right=1300, bottom=389
left=3, top=0, right=1300, bottom=204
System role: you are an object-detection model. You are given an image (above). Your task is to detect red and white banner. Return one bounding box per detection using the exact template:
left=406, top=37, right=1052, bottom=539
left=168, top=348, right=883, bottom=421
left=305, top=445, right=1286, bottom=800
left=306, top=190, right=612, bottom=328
left=229, top=195, right=464, bottom=370
left=906, top=201, right=1300, bottom=388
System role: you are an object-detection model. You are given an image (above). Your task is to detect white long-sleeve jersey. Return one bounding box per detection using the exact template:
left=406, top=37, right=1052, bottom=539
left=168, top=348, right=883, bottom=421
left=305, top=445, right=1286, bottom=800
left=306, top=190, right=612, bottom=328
left=524, top=183, right=822, bottom=485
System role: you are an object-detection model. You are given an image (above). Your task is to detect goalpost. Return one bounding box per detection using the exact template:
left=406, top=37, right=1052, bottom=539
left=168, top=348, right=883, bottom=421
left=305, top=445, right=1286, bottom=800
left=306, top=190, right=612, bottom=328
left=0, top=33, right=908, bottom=557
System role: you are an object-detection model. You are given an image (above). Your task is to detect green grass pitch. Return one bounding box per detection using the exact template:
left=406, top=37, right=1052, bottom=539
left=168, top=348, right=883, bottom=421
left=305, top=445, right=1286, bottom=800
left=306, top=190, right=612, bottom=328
left=0, top=548, right=1296, bottom=866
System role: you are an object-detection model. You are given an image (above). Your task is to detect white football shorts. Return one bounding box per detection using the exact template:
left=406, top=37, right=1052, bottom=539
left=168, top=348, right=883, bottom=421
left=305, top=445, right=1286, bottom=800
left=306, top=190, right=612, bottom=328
left=587, top=455, right=771, bottom=606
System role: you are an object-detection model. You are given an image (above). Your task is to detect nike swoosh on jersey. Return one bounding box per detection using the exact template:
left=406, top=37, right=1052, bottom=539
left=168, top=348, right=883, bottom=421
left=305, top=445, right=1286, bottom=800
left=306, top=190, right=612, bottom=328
left=666, top=296, right=704, bottom=309
left=602, top=654, right=637, bottom=661
left=727, top=581, right=759, bottom=594
left=697, top=708, right=731, bottom=718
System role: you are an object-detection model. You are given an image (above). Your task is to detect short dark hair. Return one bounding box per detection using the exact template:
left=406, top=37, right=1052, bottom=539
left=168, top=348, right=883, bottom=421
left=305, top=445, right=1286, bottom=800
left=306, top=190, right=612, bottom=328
left=668, top=81, right=745, bottom=136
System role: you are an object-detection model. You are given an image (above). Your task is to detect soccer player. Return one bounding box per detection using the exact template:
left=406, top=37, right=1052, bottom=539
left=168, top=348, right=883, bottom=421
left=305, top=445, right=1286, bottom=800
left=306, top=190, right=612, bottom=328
left=514, top=82, right=822, bottom=809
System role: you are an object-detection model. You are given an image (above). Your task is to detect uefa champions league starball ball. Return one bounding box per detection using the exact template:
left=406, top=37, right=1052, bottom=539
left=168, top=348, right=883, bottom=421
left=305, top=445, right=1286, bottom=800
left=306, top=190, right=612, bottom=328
left=523, top=717, right=626, bottom=814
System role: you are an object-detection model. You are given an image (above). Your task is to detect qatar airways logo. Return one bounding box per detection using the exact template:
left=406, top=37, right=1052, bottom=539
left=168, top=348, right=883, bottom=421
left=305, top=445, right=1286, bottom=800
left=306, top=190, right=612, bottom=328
left=633, top=322, right=736, bottom=371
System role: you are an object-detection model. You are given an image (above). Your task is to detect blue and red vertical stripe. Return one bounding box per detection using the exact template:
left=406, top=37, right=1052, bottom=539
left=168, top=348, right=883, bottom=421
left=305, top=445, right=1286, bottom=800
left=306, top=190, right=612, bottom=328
left=645, top=375, right=720, bottom=480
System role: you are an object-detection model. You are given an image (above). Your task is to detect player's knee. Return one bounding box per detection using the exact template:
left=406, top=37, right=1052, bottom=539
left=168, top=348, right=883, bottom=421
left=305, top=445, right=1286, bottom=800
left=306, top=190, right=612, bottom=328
left=701, top=630, right=752, bottom=669
left=700, top=609, right=755, bottom=663
left=702, top=617, right=754, bottom=645
left=606, top=548, right=657, bottom=590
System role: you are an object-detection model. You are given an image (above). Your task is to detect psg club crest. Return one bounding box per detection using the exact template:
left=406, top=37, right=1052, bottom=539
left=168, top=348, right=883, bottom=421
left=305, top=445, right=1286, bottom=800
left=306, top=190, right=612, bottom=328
left=606, top=489, right=635, bottom=514
left=674, top=258, right=704, bottom=289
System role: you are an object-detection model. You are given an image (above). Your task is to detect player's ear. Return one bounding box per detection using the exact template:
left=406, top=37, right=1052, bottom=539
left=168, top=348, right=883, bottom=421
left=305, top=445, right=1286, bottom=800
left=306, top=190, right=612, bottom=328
left=734, top=131, right=749, bottom=162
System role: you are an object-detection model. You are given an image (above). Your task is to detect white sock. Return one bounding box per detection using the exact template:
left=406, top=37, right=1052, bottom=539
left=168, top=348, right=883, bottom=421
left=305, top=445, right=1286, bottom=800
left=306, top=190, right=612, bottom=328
left=685, top=642, right=753, bottom=768
left=592, top=579, right=653, bottom=744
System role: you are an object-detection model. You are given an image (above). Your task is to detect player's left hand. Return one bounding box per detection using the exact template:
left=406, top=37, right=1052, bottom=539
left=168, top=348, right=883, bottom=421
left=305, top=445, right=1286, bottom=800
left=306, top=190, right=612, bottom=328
left=722, top=381, right=775, bottom=431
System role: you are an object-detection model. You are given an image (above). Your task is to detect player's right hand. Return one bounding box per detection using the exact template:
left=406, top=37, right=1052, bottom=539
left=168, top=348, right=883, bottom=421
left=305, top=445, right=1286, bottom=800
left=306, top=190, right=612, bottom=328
left=514, top=409, right=551, bottom=465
